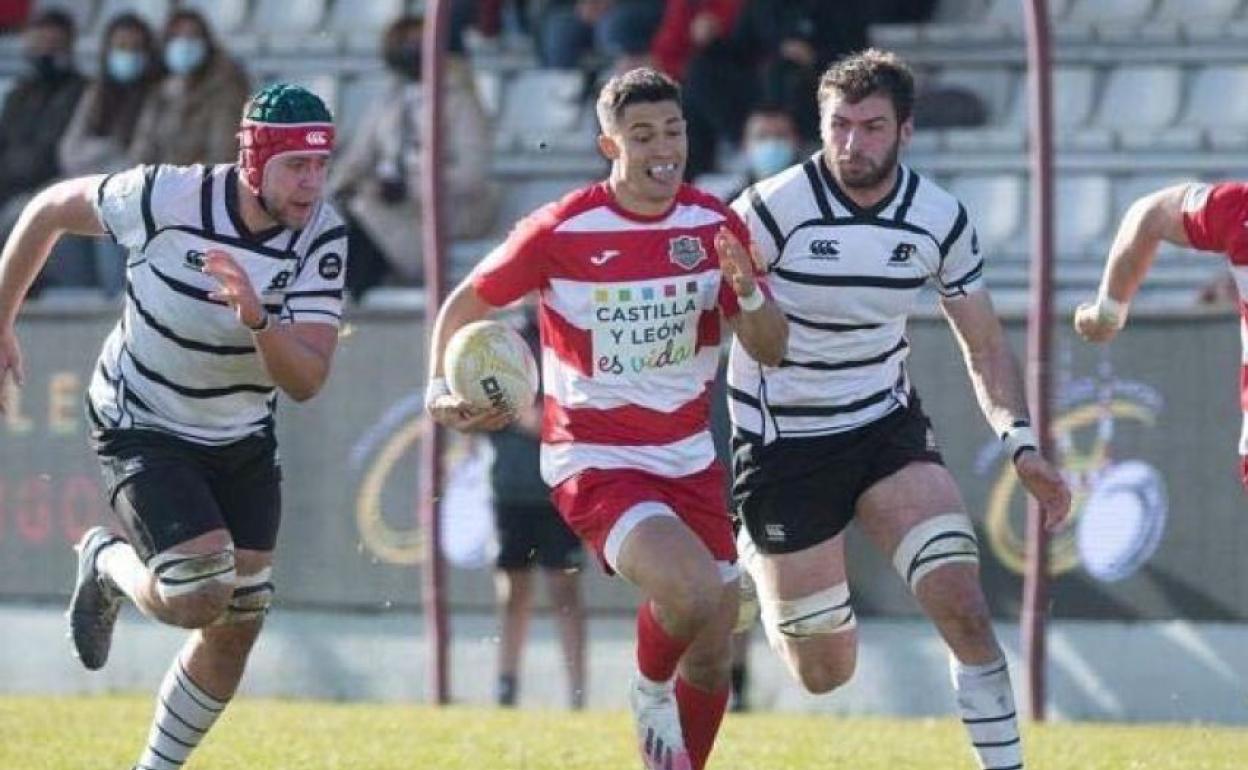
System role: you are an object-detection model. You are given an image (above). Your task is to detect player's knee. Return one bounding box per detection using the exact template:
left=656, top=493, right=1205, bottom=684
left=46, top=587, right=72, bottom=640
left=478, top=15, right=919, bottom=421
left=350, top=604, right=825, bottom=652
left=931, top=583, right=995, bottom=647
left=795, top=654, right=856, bottom=695
left=151, top=549, right=237, bottom=628
left=666, top=581, right=721, bottom=634
left=892, top=513, right=979, bottom=594
left=764, top=582, right=857, bottom=642
left=213, top=568, right=275, bottom=626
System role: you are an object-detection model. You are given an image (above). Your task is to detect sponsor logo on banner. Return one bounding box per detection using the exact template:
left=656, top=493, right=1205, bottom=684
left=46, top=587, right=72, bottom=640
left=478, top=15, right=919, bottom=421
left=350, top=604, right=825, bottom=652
left=590, top=276, right=710, bottom=377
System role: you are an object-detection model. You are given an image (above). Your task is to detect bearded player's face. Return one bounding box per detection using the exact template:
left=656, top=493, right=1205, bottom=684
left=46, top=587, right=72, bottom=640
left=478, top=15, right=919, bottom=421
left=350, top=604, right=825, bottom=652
left=603, top=100, right=687, bottom=211
left=262, top=154, right=329, bottom=229
left=821, top=92, right=911, bottom=191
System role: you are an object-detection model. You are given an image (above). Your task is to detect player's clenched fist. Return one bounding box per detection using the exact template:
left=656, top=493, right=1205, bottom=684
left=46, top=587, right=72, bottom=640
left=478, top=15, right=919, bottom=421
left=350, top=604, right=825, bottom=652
left=1073, top=295, right=1128, bottom=344
left=201, top=249, right=267, bottom=329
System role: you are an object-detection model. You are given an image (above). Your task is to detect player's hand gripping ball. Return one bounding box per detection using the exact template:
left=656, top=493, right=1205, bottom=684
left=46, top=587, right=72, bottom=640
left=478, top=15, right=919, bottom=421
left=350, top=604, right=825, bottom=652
left=444, top=320, right=539, bottom=413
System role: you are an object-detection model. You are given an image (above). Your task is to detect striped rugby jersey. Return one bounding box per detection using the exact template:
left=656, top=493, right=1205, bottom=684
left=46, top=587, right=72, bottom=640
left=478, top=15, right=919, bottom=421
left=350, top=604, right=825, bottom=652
left=470, top=182, right=756, bottom=487
left=728, top=154, right=983, bottom=444
left=87, top=163, right=347, bottom=444
left=1181, top=182, right=1248, bottom=459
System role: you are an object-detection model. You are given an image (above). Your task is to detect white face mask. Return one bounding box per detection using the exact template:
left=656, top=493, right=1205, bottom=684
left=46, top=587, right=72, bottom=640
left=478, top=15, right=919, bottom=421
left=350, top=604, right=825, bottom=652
left=164, top=36, right=206, bottom=75
left=747, top=137, right=798, bottom=179
left=106, top=49, right=146, bottom=83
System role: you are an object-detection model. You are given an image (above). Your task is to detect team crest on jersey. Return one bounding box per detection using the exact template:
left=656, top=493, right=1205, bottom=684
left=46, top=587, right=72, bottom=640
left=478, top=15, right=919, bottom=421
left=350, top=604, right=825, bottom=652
left=318, top=252, right=343, bottom=280
left=668, top=236, right=707, bottom=271
left=889, top=242, right=917, bottom=265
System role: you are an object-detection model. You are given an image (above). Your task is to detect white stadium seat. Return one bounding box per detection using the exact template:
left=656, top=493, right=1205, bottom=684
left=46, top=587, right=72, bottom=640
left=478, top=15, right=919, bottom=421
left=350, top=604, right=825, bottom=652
left=1064, top=0, right=1158, bottom=25
left=337, top=74, right=390, bottom=142
left=1179, top=66, right=1248, bottom=131
left=948, top=174, right=1025, bottom=257
left=1055, top=175, right=1112, bottom=257
left=983, top=0, right=1072, bottom=29
left=1153, top=0, right=1242, bottom=22
left=252, top=0, right=330, bottom=52
left=1087, top=65, right=1182, bottom=150
left=325, top=0, right=404, bottom=52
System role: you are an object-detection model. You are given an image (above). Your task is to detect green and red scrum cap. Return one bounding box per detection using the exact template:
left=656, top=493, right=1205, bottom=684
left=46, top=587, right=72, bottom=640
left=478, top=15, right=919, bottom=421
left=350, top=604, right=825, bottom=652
left=238, top=83, right=334, bottom=190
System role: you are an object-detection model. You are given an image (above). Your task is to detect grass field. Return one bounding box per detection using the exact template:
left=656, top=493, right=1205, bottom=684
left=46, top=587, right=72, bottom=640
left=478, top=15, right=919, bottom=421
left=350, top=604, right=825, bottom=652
left=3, top=695, right=1246, bottom=769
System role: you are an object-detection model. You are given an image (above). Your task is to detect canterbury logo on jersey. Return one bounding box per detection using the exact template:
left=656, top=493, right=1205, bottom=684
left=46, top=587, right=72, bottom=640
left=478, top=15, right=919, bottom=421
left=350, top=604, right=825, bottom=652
left=889, top=243, right=917, bottom=265
left=809, top=239, right=840, bottom=258
left=184, top=249, right=206, bottom=271
left=306, top=131, right=330, bottom=146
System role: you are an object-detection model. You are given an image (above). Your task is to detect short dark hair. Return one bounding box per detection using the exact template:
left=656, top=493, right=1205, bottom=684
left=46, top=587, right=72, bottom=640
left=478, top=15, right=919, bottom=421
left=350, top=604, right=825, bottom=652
left=30, top=9, right=75, bottom=39
left=596, top=67, right=682, bottom=131
left=817, top=48, right=915, bottom=125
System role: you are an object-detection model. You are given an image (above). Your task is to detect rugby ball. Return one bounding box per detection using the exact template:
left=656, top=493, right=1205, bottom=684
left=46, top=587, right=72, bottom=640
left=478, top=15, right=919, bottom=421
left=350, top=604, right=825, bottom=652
left=444, top=320, right=539, bottom=412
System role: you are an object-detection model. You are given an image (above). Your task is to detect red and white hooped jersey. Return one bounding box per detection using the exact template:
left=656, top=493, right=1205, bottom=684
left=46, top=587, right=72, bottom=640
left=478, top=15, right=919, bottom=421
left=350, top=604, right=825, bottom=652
left=1182, top=181, right=1248, bottom=457
left=471, top=182, right=759, bottom=486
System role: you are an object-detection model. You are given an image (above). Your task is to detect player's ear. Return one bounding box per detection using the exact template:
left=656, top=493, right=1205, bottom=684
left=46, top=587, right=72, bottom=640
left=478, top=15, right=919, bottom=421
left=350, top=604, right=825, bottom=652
left=898, top=117, right=914, bottom=148
left=597, top=132, right=621, bottom=161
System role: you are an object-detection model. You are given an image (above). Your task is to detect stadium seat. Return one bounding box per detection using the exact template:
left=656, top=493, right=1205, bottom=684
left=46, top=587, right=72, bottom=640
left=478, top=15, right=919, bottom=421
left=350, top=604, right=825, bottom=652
left=251, top=0, right=331, bottom=53
left=1174, top=66, right=1248, bottom=150
left=1064, top=0, right=1158, bottom=25
left=932, top=67, right=1016, bottom=124
left=944, top=66, right=1098, bottom=154
left=496, top=69, right=588, bottom=154
left=983, top=0, right=1072, bottom=30
left=325, top=0, right=402, bottom=52
left=1054, top=175, right=1112, bottom=257
left=179, top=0, right=250, bottom=36
left=1088, top=65, right=1183, bottom=149
left=948, top=173, right=1025, bottom=258
left=1153, top=0, right=1243, bottom=22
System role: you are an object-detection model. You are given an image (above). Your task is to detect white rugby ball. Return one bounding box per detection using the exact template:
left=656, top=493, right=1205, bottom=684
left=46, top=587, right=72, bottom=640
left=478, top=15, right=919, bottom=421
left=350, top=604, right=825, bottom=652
left=444, top=320, right=539, bottom=411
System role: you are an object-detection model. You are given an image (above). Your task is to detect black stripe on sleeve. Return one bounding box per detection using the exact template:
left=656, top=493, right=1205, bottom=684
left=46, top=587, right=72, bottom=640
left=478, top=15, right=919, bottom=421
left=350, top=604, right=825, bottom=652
left=287, top=308, right=342, bottom=321
left=199, top=166, right=215, bottom=233
left=745, top=186, right=784, bottom=257
left=939, top=258, right=985, bottom=297
left=284, top=289, right=344, bottom=300
left=96, top=172, right=120, bottom=243
left=728, top=386, right=761, bottom=409
left=140, top=164, right=160, bottom=246
left=894, top=169, right=920, bottom=223
left=938, top=203, right=969, bottom=260
left=306, top=225, right=348, bottom=258
left=802, top=158, right=835, bottom=220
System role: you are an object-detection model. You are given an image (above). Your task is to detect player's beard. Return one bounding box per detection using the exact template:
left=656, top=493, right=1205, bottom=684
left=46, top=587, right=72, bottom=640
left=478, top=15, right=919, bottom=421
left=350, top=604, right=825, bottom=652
left=836, top=136, right=901, bottom=190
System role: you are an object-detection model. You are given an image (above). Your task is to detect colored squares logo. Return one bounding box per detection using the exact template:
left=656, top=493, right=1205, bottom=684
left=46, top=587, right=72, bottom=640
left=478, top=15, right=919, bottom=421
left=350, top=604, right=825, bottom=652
left=685, top=281, right=698, bottom=294
left=664, top=284, right=677, bottom=297
left=641, top=287, right=655, bottom=300
left=594, top=288, right=609, bottom=303
left=618, top=289, right=632, bottom=302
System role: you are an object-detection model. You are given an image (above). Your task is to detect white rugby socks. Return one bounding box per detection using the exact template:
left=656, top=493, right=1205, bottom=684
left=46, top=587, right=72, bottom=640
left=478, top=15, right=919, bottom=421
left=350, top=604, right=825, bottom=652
left=950, top=656, right=1024, bottom=770
left=134, top=657, right=228, bottom=770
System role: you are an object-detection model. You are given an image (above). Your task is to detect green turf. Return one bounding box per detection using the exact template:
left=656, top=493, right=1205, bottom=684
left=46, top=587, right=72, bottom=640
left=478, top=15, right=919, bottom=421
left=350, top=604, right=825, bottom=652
left=3, top=695, right=1246, bottom=769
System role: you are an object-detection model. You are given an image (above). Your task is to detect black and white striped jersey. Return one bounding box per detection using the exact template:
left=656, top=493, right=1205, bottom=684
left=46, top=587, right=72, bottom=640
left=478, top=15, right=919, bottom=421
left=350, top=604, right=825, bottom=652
left=87, top=163, right=347, bottom=445
left=728, top=154, right=983, bottom=444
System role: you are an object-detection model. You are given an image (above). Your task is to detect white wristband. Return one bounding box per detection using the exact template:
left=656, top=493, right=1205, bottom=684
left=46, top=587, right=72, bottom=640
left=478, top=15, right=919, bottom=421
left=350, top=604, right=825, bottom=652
left=1001, top=421, right=1038, bottom=464
left=737, top=286, right=765, bottom=313
left=1094, top=293, right=1129, bottom=330
left=425, top=377, right=450, bottom=410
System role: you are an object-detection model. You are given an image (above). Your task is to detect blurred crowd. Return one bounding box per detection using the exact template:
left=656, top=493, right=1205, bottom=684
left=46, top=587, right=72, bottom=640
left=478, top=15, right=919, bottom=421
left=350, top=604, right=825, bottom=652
left=0, top=1, right=940, bottom=299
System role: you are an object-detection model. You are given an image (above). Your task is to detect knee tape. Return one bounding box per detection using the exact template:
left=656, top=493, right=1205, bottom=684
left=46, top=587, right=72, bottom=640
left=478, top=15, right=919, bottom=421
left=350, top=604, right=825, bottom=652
left=762, top=582, right=856, bottom=639
left=150, top=549, right=237, bottom=601
left=892, top=513, right=979, bottom=592
left=216, top=567, right=274, bottom=625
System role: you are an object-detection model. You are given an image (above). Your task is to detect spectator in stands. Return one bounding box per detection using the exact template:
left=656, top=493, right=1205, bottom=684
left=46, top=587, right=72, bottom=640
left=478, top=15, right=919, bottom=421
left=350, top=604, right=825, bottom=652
left=0, top=9, right=86, bottom=295
left=0, top=10, right=85, bottom=231
left=537, top=0, right=663, bottom=71
left=488, top=308, right=587, bottom=711
left=650, top=0, right=744, bottom=178
left=331, top=14, right=497, bottom=298
left=58, top=13, right=164, bottom=296
left=727, top=0, right=869, bottom=143
left=129, top=9, right=250, bottom=166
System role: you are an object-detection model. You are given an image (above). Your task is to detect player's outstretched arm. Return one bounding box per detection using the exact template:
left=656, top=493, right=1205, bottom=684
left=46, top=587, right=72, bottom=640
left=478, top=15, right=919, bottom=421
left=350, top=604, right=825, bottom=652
left=717, top=227, right=787, bottom=366
left=0, top=175, right=108, bottom=414
left=425, top=278, right=513, bottom=433
left=942, top=290, right=1072, bottom=530
left=1074, top=183, right=1192, bottom=344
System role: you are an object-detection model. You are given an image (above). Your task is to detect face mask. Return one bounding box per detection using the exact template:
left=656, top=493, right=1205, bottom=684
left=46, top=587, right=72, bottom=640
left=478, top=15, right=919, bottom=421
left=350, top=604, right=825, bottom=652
left=106, top=49, right=146, bottom=84
left=164, top=36, right=206, bottom=75
left=748, top=137, right=797, bottom=179
left=25, top=52, right=69, bottom=80
left=384, top=43, right=421, bottom=80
